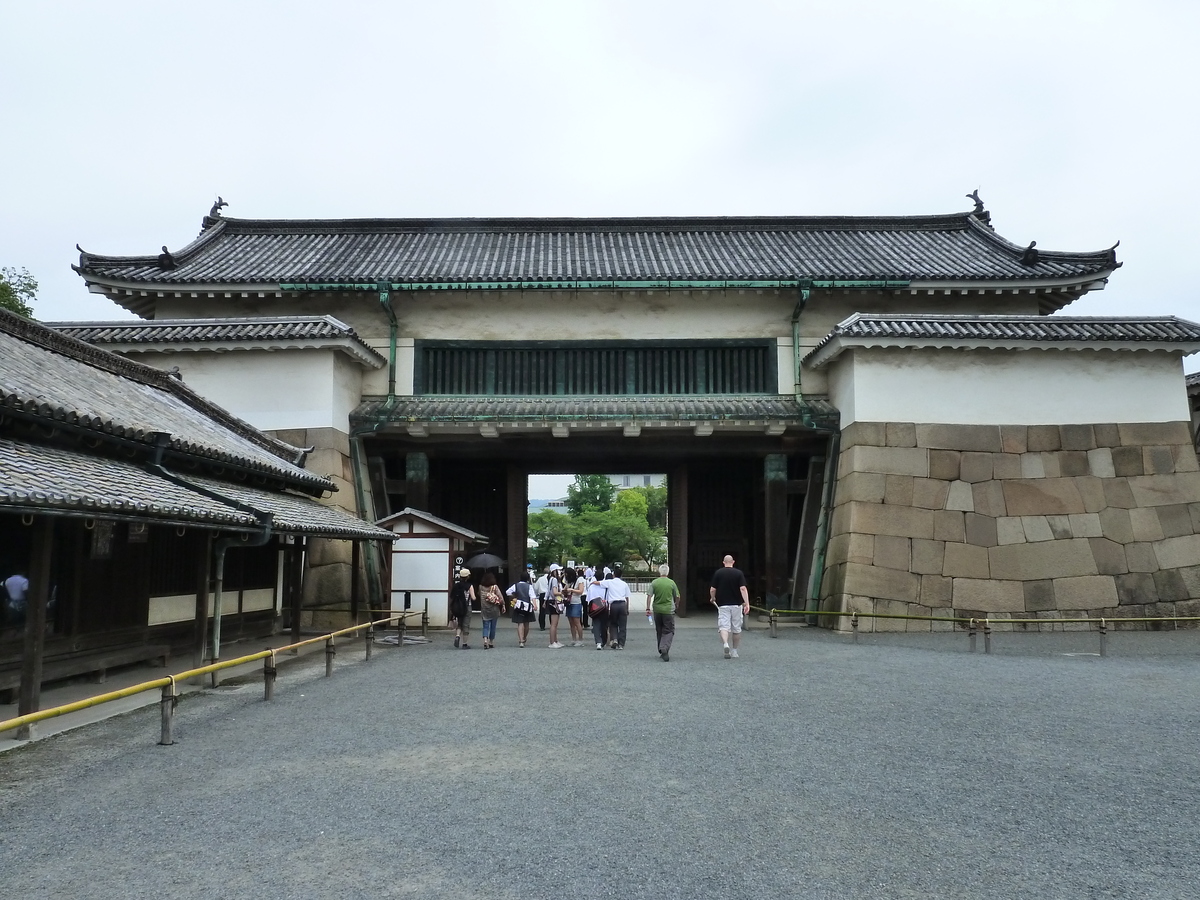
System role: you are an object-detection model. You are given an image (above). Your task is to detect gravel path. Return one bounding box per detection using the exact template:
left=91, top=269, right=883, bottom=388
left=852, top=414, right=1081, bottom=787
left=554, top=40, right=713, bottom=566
left=2, top=616, right=1199, bottom=899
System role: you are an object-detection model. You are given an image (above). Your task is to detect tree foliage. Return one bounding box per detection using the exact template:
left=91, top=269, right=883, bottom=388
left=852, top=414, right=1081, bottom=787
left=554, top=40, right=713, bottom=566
left=566, top=474, right=616, bottom=515
left=627, top=484, right=667, bottom=528
left=0, top=267, right=37, bottom=318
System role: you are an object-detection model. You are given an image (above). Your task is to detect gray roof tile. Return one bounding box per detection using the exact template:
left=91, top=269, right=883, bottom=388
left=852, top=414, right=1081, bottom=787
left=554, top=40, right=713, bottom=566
left=76, top=211, right=1118, bottom=288
left=805, top=314, right=1200, bottom=366
left=354, top=395, right=838, bottom=430
left=0, top=310, right=330, bottom=493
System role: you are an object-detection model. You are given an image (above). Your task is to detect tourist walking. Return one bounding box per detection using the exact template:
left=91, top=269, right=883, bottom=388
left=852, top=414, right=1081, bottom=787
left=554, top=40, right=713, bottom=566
left=535, top=567, right=551, bottom=631
left=507, top=571, right=538, bottom=648
left=605, top=565, right=631, bottom=650
left=709, top=555, right=750, bottom=659
left=479, top=572, right=504, bottom=649
left=648, top=563, right=680, bottom=661
left=562, top=566, right=586, bottom=646
left=449, top=568, right=476, bottom=649
left=545, top=564, right=565, bottom=648
left=585, top=572, right=610, bottom=649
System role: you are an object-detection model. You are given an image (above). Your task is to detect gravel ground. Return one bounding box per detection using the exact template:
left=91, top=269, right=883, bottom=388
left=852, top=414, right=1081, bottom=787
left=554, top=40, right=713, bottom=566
left=2, top=616, right=1200, bottom=899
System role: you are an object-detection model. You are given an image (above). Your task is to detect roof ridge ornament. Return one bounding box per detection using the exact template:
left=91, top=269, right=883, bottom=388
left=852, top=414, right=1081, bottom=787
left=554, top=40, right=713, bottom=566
left=202, top=195, right=228, bottom=231
left=1021, top=241, right=1039, bottom=266
left=158, top=245, right=177, bottom=270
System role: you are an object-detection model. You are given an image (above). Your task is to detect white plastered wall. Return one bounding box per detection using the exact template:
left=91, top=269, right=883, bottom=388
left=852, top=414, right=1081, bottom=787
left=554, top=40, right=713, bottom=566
left=125, top=348, right=364, bottom=432
left=826, top=346, right=1191, bottom=426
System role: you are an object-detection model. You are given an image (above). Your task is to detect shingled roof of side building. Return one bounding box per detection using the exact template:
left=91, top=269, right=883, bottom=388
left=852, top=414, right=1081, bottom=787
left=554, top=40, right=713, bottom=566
left=0, top=309, right=393, bottom=540
left=73, top=204, right=1121, bottom=317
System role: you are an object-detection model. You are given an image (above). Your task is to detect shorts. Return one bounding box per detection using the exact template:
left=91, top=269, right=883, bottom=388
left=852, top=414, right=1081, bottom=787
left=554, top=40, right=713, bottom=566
left=717, top=606, right=743, bottom=634
left=566, top=603, right=582, bottom=618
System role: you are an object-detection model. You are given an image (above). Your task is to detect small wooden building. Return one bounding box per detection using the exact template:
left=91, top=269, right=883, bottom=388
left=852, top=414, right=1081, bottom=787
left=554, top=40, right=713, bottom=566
left=377, top=508, right=487, bottom=626
left=0, top=309, right=394, bottom=723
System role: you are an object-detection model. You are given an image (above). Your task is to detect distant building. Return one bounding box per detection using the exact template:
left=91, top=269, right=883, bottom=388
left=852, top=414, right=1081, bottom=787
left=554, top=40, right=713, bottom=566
left=608, top=474, right=666, bottom=491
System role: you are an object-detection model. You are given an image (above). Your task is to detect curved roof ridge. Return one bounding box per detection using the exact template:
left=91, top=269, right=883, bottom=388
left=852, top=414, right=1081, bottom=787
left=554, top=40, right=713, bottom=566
left=963, top=215, right=1119, bottom=267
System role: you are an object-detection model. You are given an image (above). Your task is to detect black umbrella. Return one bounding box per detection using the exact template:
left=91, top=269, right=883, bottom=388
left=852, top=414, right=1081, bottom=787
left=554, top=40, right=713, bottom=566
left=464, top=552, right=505, bottom=569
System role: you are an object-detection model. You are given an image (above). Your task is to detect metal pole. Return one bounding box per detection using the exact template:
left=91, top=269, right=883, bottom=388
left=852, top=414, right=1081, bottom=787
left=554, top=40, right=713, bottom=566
left=365, top=623, right=373, bottom=660
left=422, top=599, right=429, bottom=638
left=1099, top=617, right=1108, bottom=658
left=983, top=618, right=992, bottom=655
left=325, top=637, right=335, bottom=677
left=263, top=654, right=277, bottom=701
left=158, top=682, right=176, bottom=746
left=769, top=610, right=778, bottom=638
left=851, top=612, right=859, bottom=644
left=969, top=618, right=977, bottom=653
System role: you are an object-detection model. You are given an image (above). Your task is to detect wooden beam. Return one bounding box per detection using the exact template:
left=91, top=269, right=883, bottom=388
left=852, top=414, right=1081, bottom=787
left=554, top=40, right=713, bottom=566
left=192, top=532, right=211, bottom=670
left=16, top=516, right=54, bottom=739
left=764, top=454, right=788, bottom=605
left=791, top=459, right=826, bottom=611
left=668, top=464, right=689, bottom=615
left=506, top=465, right=527, bottom=585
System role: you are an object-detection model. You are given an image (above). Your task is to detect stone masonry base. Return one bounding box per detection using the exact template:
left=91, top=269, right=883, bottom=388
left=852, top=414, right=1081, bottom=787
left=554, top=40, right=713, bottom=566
left=820, top=421, right=1200, bottom=632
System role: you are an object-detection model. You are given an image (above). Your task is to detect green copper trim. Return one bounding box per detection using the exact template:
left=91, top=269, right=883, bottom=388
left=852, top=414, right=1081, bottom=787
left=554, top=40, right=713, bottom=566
left=280, top=278, right=911, bottom=292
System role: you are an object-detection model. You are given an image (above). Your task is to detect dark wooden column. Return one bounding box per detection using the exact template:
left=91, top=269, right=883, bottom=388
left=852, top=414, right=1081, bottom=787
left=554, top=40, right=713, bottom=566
left=350, top=540, right=361, bottom=621
left=791, top=458, right=826, bottom=611
left=16, top=516, right=55, bottom=739
left=668, top=464, right=689, bottom=615
left=406, top=452, right=429, bottom=512
left=289, top=537, right=307, bottom=643
left=764, top=454, right=788, bottom=606
left=506, top=464, right=527, bottom=584
left=192, top=531, right=212, bottom=669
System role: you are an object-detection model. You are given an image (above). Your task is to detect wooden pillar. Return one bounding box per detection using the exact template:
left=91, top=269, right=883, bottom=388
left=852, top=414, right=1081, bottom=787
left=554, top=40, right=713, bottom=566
left=405, top=452, right=429, bottom=512
left=668, top=464, right=689, bottom=615
left=350, top=540, right=361, bottom=622
left=192, top=531, right=211, bottom=669
left=764, top=454, right=788, bottom=606
left=16, top=516, right=55, bottom=739
left=791, top=458, right=826, bottom=611
left=506, top=464, right=527, bottom=585
left=290, top=537, right=307, bottom=643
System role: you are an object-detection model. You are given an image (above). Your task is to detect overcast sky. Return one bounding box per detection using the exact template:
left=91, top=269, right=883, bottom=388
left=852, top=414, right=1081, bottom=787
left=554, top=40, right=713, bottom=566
left=4, top=0, right=1199, bottom=354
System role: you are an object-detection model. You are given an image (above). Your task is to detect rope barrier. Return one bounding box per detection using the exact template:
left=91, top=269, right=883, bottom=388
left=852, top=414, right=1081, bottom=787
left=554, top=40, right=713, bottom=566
left=0, top=611, right=421, bottom=740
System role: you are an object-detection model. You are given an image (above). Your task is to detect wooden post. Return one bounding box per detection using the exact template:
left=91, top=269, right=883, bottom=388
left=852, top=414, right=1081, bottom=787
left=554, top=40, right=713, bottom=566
left=764, top=454, right=788, bottom=607
left=290, top=537, right=306, bottom=644
left=350, top=540, right=361, bottom=622
left=16, top=516, right=54, bottom=740
left=791, top=460, right=825, bottom=612
left=192, top=532, right=211, bottom=671
left=506, top=464, right=527, bottom=585
left=405, top=452, right=429, bottom=512
left=668, top=464, right=689, bottom=615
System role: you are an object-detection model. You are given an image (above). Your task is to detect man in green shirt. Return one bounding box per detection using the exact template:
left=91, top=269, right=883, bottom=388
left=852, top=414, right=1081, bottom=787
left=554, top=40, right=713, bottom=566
left=647, top=563, right=680, bottom=662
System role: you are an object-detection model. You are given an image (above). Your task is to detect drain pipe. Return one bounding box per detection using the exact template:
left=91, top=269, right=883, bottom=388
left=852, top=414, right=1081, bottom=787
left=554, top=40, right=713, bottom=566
left=379, top=280, right=397, bottom=399
left=146, top=432, right=274, bottom=674
left=791, top=281, right=812, bottom=399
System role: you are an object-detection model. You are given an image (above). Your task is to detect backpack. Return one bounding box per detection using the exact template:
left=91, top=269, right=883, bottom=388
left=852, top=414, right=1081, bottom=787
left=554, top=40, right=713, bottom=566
left=449, top=581, right=470, bottom=618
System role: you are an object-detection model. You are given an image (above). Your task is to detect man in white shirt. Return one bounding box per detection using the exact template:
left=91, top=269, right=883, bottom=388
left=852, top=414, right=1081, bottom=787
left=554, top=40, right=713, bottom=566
left=605, top=566, right=632, bottom=650
left=535, top=567, right=551, bottom=630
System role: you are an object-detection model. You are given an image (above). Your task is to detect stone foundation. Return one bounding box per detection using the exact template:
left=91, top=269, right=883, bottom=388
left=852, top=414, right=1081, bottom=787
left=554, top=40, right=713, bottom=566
left=820, top=421, right=1200, bottom=631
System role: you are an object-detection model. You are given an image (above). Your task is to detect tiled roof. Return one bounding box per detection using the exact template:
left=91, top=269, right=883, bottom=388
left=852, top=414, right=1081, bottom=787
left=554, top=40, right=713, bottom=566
left=353, top=395, right=838, bottom=430
left=805, top=314, right=1200, bottom=367
left=75, top=210, right=1118, bottom=288
left=375, top=507, right=490, bottom=542
left=0, top=437, right=256, bottom=527
left=0, top=438, right=394, bottom=540
left=48, top=316, right=385, bottom=367
left=0, top=309, right=330, bottom=494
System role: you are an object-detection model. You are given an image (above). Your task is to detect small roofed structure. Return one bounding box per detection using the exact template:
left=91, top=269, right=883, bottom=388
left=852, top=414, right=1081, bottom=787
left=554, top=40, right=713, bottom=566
left=376, top=508, right=488, bottom=627
left=0, top=309, right=394, bottom=735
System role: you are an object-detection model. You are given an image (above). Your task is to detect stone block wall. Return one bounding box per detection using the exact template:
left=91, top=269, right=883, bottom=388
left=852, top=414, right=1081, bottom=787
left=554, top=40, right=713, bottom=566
left=268, top=426, right=358, bottom=612
left=820, top=421, right=1200, bottom=631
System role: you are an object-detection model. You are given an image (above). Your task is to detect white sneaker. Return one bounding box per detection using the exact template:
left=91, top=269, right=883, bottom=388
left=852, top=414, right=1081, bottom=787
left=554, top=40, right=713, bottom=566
left=730, top=648, right=739, bottom=659
left=723, top=643, right=731, bottom=659
left=596, top=643, right=604, bottom=650
left=549, top=642, right=564, bottom=649
left=572, top=641, right=583, bottom=647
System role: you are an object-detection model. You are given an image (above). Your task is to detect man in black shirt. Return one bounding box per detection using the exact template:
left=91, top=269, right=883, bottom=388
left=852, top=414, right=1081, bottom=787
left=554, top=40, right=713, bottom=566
left=709, top=555, right=750, bottom=659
